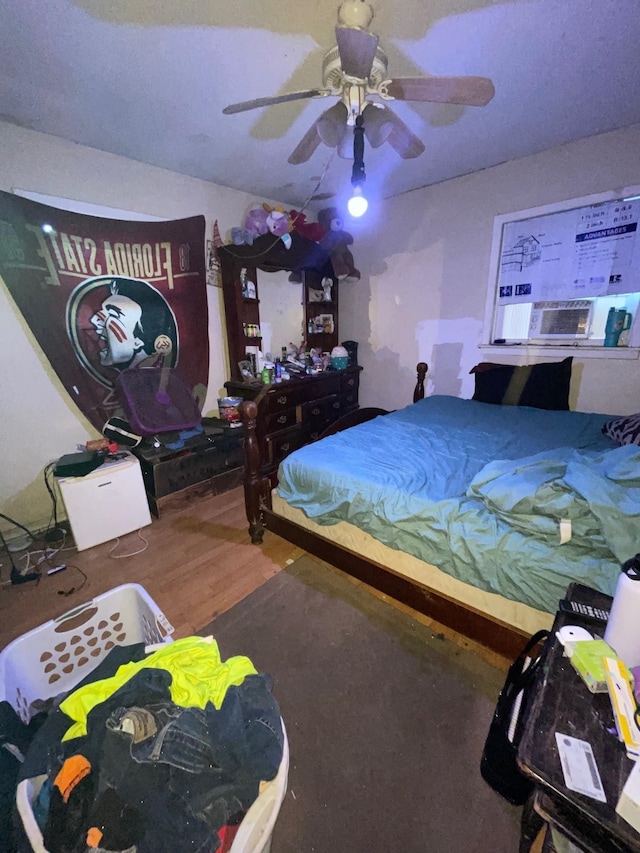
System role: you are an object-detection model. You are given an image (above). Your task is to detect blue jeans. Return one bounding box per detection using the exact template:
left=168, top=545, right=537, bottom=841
left=97, top=673, right=284, bottom=852
left=107, top=703, right=218, bottom=773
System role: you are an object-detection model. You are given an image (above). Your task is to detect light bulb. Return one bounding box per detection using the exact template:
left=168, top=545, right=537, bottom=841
left=338, top=1, right=374, bottom=29
left=348, top=185, right=368, bottom=217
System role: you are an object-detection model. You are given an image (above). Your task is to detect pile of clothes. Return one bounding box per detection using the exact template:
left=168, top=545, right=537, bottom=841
left=1, top=636, right=284, bottom=853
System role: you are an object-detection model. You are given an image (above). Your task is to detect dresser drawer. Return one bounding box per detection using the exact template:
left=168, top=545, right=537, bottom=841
left=343, top=389, right=358, bottom=407
left=266, top=424, right=305, bottom=466
left=263, top=407, right=297, bottom=433
left=150, top=445, right=244, bottom=498
left=261, top=374, right=342, bottom=414
left=261, top=387, right=305, bottom=414
left=340, top=371, right=359, bottom=394
left=304, top=397, right=351, bottom=439
left=301, top=395, right=337, bottom=431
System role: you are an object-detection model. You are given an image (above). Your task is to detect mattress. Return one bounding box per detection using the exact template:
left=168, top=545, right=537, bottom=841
left=271, top=491, right=554, bottom=637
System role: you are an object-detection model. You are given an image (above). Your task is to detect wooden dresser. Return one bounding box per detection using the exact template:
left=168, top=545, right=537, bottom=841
left=225, top=366, right=361, bottom=485
left=131, top=418, right=244, bottom=516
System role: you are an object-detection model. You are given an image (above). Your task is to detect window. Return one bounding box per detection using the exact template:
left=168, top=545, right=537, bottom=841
left=494, top=293, right=639, bottom=345
left=484, top=186, right=640, bottom=349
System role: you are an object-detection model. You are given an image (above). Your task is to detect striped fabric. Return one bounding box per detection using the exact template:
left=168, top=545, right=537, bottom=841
left=602, top=413, right=640, bottom=446
left=102, top=416, right=142, bottom=447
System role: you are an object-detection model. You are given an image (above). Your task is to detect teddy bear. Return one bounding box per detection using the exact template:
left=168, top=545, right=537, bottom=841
left=317, top=207, right=360, bottom=282
left=288, top=209, right=326, bottom=243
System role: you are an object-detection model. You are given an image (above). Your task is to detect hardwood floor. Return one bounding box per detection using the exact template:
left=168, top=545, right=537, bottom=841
left=0, top=485, right=304, bottom=651
left=0, top=485, right=510, bottom=671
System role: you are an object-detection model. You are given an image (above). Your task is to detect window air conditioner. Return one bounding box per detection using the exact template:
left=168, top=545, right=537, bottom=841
left=528, top=300, right=593, bottom=339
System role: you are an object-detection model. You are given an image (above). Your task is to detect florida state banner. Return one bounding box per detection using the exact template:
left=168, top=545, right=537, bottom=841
left=0, top=190, right=208, bottom=431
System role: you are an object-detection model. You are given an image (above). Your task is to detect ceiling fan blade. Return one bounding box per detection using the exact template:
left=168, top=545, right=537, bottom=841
left=317, top=102, right=348, bottom=147
left=223, top=89, right=329, bottom=115
left=384, top=109, right=425, bottom=159
left=362, top=103, right=394, bottom=148
left=383, top=75, right=495, bottom=107
left=288, top=121, right=323, bottom=165
left=335, top=26, right=379, bottom=79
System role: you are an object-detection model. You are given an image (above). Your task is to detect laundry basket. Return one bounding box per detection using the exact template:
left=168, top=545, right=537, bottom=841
left=16, top=734, right=289, bottom=853
left=229, top=725, right=289, bottom=853
left=0, top=583, right=174, bottom=723
left=3, top=584, right=288, bottom=853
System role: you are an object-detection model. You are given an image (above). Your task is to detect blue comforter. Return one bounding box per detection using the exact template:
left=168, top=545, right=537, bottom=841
left=277, top=396, right=639, bottom=614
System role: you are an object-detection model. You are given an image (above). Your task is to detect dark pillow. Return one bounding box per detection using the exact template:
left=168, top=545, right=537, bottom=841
left=470, top=357, right=573, bottom=410
left=601, top=413, right=640, bottom=446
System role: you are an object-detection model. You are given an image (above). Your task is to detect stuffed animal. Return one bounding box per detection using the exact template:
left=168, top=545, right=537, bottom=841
left=230, top=206, right=269, bottom=245
left=288, top=209, right=326, bottom=243
left=263, top=204, right=293, bottom=249
left=317, top=207, right=360, bottom=282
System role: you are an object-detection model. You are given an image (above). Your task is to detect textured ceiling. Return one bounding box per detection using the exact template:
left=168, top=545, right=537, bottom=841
left=1, top=0, right=639, bottom=213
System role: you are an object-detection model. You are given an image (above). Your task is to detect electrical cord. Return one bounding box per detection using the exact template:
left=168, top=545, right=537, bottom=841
left=43, top=462, right=60, bottom=529
left=0, top=505, right=70, bottom=584
left=0, top=511, right=37, bottom=542
left=108, top=528, right=149, bottom=559
left=222, top=153, right=336, bottom=263
left=17, top=546, right=62, bottom=573
left=0, top=527, right=38, bottom=584
left=42, top=463, right=69, bottom=543
left=57, top=564, right=88, bottom=597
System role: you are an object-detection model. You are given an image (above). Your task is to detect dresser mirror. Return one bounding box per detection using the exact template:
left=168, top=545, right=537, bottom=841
left=254, top=270, right=304, bottom=357
left=218, top=235, right=338, bottom=381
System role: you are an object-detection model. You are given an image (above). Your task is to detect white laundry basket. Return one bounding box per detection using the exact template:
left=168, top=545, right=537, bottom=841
left=229, top=723, right=289, bottom=853
left=0, top=583, right=174, bottom=723
left=3, top=583, right=288, bottom=853
left=16, top=735, right=289, bottom=853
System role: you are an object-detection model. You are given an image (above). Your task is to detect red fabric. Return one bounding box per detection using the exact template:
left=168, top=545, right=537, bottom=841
left=217, top=823, right=241, bottom=853
left=0, top=189, right=208, bottom=431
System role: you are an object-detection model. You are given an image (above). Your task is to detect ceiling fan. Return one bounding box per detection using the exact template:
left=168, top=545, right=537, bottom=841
left=222, top=0, right=495, bottom=164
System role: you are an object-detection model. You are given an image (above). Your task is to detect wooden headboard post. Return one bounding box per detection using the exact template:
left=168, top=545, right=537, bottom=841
left=239, top=401, right=272, bottom=544
left=413, top=362, right=428, bottom=402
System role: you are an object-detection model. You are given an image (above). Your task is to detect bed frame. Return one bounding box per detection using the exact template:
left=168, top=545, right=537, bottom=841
left=239, top=362, right=529, bottom=659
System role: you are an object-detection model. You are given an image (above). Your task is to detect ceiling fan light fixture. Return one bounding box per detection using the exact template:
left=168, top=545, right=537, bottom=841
left=338, top=1, right=374, bottom=30
left=348, top=113, right=368, bottom=217
left=362, top=103, right=393, bottom=147
left=317, top=102, right=349, bottom=147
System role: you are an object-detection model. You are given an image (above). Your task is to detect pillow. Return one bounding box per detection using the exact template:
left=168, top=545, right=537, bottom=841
left=470, top=357, right=573, bottom=410
left=601, top=413, right=640, bottom=446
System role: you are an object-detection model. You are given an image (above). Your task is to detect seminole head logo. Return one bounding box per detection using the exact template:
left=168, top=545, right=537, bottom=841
left=66, top=276, right=179, bottom=388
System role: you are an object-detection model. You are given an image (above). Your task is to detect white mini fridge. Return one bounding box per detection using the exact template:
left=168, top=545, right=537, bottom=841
left=57, top=453, right=152, bottom=551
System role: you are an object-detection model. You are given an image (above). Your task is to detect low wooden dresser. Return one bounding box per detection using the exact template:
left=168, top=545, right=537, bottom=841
left=132, top=418, right=244, bottom=517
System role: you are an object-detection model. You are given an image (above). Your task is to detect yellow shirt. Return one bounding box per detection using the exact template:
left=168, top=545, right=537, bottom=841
left=60, top=636, right=257, bottom=741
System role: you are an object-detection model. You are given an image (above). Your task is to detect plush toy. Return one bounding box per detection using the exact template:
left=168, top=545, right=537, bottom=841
left=230, top=206, right=269, bottom=245
left=263, top=204, right=291, bottom=235
left=317, top=207, right=360, bottom=282
left=262, top=204, right=292, bottom=249
left=288, top=209, right=325, bottom=243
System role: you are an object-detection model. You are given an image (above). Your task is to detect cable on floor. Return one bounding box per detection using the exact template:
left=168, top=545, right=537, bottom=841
left=56, top=564, right=88, bottom=597
left=108, top=528, right=149, bottom=559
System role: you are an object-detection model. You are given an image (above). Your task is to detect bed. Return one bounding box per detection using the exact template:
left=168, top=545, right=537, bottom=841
left=240, top=361, right=640, bottom=657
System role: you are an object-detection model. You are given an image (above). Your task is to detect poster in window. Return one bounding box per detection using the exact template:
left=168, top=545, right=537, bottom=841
left=497, top=197, right=640, bottom=304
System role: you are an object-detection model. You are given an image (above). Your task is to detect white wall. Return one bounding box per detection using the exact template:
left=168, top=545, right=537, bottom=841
left=341, top=124, right=640, bottom=415
left=0, top=123, right=271, bottom=533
